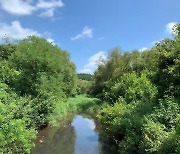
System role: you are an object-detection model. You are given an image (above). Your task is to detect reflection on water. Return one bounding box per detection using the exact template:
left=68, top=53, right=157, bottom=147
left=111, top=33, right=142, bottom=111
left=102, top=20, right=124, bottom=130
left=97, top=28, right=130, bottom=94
left=31, top=122, right=76, bottom=154
left=31, top=113, right=116, bottom=154
left=72, top=115, right=99, bottom=154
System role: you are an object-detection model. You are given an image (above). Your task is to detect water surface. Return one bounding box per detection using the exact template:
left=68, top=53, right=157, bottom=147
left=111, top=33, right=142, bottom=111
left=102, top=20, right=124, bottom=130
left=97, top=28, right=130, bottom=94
left=31, top=113, right=115, bottom=154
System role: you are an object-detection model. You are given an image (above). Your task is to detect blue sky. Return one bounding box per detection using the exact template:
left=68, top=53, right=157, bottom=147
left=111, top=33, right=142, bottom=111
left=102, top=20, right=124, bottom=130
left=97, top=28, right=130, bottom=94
left=0, top=0, right=179, bottom=74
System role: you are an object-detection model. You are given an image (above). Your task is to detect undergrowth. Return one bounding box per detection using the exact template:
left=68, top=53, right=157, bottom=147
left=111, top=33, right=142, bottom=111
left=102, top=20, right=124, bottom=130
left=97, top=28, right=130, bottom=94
left=48, top=95, right=103, bottom=125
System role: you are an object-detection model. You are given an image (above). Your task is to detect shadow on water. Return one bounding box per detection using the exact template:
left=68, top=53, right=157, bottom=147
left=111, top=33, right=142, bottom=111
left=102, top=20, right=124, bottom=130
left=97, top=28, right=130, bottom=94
left=31, top=112, right=118, bottom=154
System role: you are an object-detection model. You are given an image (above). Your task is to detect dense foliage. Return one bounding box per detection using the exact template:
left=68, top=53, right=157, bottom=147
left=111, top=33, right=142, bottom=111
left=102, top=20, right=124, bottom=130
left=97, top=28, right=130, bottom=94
left=0, top=36, right=77, bottom=153
left=76, top=79, right=91, bottom=94
left=93, top=24, right=180, bottom=153
left=0, top=82, right=36, bottom=153
left=77, top=73, right=93, bottom=81
left=49, top=95, right=102, bottom=125
left=1, top=23, right=179, bottom=154
left=76, top=74, right=93, bottom=94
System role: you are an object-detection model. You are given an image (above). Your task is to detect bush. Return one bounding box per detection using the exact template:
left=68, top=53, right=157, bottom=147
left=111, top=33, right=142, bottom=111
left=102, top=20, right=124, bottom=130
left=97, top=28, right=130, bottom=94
left=150, top=96, right=180, bottom=131
left=106, top=71, right=157, bottom=104
left=0, top=82, right=36, bottom=153
left=98, top=101, right=145, bottom=153
left=98, top=71, right=158, bottom=153
left=0, top=36, right=77, bottom=153
left=140, top=118, right=169, bottom=153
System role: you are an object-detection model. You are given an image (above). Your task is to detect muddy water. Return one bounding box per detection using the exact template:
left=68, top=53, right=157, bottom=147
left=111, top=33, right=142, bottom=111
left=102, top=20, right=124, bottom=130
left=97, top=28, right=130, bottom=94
left=31, top=113, right=116, bottom=154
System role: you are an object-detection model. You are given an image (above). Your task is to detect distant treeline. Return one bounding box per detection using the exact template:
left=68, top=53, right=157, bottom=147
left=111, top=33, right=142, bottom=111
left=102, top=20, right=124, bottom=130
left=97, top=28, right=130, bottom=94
left=77, top=73, right=93, bottom=81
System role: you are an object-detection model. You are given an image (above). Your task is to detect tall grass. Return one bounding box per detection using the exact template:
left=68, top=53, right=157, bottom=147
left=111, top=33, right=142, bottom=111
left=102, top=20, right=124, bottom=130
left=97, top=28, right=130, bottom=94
left=48, top=95, right=103, bottom=125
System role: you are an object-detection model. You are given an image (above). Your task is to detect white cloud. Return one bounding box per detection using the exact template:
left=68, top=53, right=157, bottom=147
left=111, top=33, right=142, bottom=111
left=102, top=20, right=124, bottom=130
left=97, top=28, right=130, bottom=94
left=139, top=47, right=148, bottom=52
left=79, top=51, right=107, bottom=74
left=39, top=8, right=55, bottom=17
left=84, top=119, right=95, bottom=130
left=47, top=38, right=55, bottom=45
left=152, top=40, right=159, bottom=45
left=151, top=39, right=163, bottom=46
left=37, top=0, right=64, bottom=17
left=44, top=31, right=52, bottom=38
left=37, top=0, right=64, bottom=9
left=166, top=22, right=177, bottom=35
left=0, top=21, right=40, bottom=39
left=71, top=26, right=93, bottom=40
left=0, top=0, right=35, bottom=15
left=0, top=21, right=58, bottom=44
left=0, top=0, right=64, bottom=17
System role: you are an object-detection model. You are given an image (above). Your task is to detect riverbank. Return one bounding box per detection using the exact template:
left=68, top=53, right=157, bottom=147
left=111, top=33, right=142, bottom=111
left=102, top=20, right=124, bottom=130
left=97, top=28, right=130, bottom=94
left=48, top=95, right=103, bottom=126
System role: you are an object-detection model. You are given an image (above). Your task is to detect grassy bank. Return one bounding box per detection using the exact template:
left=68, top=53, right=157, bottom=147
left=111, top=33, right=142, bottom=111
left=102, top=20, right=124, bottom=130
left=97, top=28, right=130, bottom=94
left=48, top=95, right=103, bottom=125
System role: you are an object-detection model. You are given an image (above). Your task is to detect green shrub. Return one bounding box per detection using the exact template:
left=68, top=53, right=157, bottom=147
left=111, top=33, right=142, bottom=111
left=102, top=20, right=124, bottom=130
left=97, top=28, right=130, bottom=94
left=140, top=118, right=169, bottom=153
left=98, top=101, right=146, bottom=153
left=98, top=71, right=158, bottom=153
left=106, top=71, right=157, bottom=104
left=0, top=36, right=78, bottom=153
left=0, top=82, right=36, bottom=153
left=150, top=96, right=180, bottom=131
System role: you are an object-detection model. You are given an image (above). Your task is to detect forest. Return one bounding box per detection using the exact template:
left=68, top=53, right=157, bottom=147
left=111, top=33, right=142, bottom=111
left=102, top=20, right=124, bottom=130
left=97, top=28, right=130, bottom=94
left=0, top=24, right=179, bottom=153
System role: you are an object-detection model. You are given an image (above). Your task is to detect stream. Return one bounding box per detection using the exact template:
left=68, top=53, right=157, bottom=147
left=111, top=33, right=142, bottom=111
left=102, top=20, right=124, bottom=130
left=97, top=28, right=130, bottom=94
left=31, top=112, right=117, bottom=154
